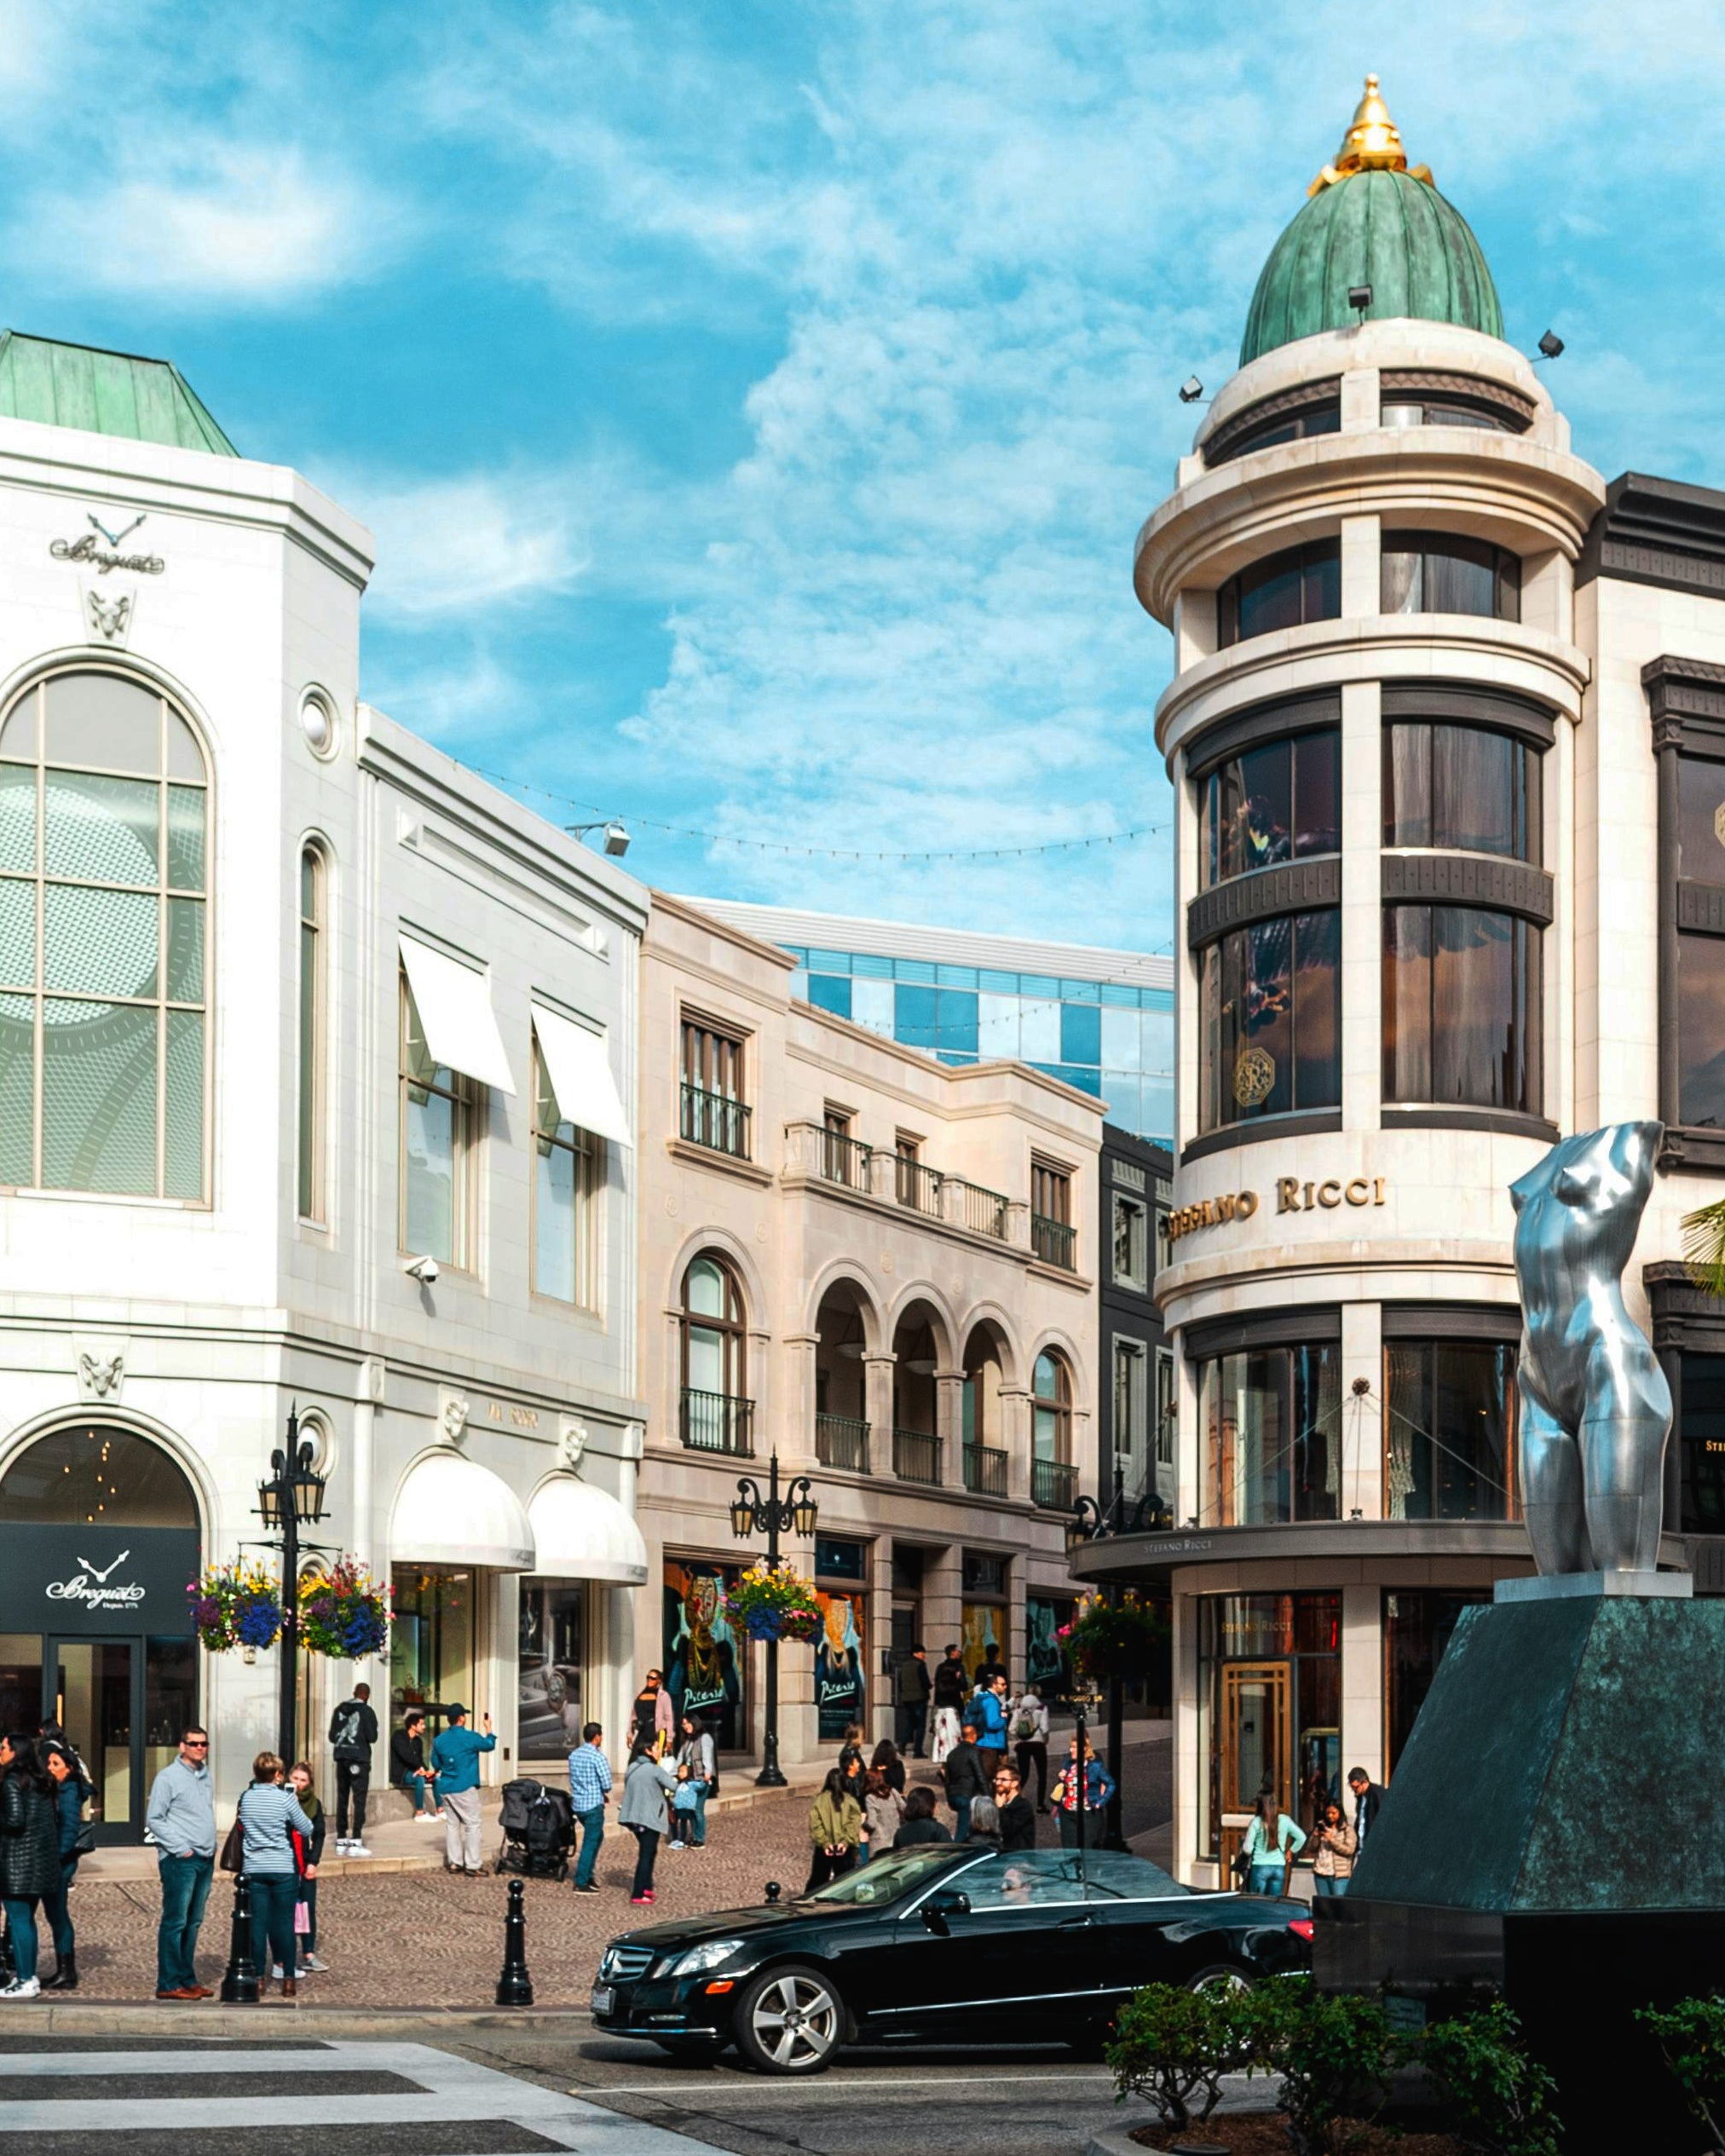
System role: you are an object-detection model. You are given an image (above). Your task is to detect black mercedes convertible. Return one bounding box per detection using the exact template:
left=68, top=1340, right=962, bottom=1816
left=590, top=1845, right=1312, bottom=2074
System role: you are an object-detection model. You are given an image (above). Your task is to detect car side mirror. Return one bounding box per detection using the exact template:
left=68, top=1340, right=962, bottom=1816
left=920, top=1889, right=971, bottom=1934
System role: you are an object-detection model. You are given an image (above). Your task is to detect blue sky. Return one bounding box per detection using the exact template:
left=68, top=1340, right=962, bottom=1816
left=5, top=3, right=1725, bottom=953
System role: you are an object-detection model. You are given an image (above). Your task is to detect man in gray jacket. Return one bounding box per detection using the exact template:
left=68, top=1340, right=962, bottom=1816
left=144, top=1727, right=216, bottom=2000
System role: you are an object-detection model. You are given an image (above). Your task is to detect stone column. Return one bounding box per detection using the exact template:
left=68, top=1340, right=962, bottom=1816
left=781, top=1332, right=820, bottom=1473
left=935, top=1372, right=964, bottom=1488
left=868, top=1535, right=896, bottom=1748
left=863, top=1352, right=895, bottom=1480
left=1340, top=1580, right=1383, bottom=1793
left=1341, top=1300, right=1384, bottom=1520
left=923, top=1541, right=964, bottom=1664
left=1001, top=1386, right=1031, bottom=1504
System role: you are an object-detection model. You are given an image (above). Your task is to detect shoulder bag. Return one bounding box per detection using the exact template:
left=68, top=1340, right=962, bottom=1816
left=218, top=1790, right=247, bottom=1875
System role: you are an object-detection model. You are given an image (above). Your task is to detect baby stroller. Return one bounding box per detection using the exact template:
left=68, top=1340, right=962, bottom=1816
left=494, top=1777, right=574, bottom=1881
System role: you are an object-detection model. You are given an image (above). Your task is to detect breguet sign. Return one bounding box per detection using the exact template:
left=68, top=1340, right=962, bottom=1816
left=1165, top=1173, right=1388, bottom=1247
left=0, top=1526, right=199, bottom=1634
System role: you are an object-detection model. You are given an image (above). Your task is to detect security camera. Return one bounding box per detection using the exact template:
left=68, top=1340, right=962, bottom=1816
left=405, top=1254, right=440, bottom=1285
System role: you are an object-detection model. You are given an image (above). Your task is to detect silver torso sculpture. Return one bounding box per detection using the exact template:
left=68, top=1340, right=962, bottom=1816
left=1510, top=1121, right=1672, bottom=1575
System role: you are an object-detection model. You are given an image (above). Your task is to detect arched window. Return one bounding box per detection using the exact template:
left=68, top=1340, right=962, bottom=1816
left=0, top=671, right=210, bottom=1199
left=679, top=1254, right=751, bottom=1454
left=1031, top=1351, right=1076, bottom=1511
left=0, top=1423, right=198, bottom=1527
left=297, top=844, right=326, bottom=1221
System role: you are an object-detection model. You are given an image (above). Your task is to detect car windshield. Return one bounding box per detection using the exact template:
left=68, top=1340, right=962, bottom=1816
left=805, top=1848, right=961, bottom=1906
left=948, top=1849, right=1191, bottom=1906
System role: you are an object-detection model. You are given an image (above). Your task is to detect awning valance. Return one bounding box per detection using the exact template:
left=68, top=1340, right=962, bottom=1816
left=399, top=934, right=516, bottom=1095
left=532, top=1002, right=631, bottom=1145
left=527, top=1476, right=649, bottom=1585
left=391, top=1452, right=535, bottom=1572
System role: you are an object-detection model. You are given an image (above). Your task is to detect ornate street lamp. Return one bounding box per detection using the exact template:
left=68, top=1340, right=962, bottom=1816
left=257, top=1405, right=328, bottom=1767
left=729, top=1452, right=817, bottom=1789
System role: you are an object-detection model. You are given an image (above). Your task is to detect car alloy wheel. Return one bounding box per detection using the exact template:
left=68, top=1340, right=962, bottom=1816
left=739, top=1964, right=843, bottom=2074
left=1186, top=1962, right=1254, bottom=1997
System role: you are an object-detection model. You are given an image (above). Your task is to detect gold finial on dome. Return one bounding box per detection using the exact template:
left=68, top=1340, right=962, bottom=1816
left=1307, top=74, right=1434, bottom=196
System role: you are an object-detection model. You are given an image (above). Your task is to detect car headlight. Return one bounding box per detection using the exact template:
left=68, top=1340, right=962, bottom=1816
left=666, top=1938, right=745, bottom=1977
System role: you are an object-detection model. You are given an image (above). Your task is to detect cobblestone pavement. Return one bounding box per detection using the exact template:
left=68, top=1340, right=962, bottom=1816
left=29, top=1733, right=1173, bottom=2012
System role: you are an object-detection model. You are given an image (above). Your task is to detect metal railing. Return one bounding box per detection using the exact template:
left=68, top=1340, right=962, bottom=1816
left=680, top=1386, right=755, bottom=1456
left=816, top=1413, right=871, bottom=1474
left=1031, top=1456, right=1077, bottom=1509
left=818, top=1129, right=872, bottom=1190
left=680, top=1082, right=752, bottom=1160
left=962, top=1443, right=1008, bottom=1497
left=1032, top=1213, right=1077, bottom=1270
left=895, top=1156, right=943, bottom=1218
left=891, top=1427, right=942, bottom=1485
left=948, top=1178, right=1009, bottom=1241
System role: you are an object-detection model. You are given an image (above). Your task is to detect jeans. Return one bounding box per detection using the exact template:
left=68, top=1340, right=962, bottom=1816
left=250, top=1871, right=298, bottom=1981
left=297, top=1876, right=319, bottom=1950
left=629, top=1824, right=661, bottom=1899
left=951, top=1796, right=972, bottom=1841
left=335, top=1760, right=370, bottom=1839
left=42, top=1882, right=72, bottom=1959
left=1312, top=1874, right=1348, bottom=1898
left=408, top=1773, right=439, bottom=1816
left=156, top=1853, right=214, bottom=1994
left=2, top=1898, right=38, bottom=1984
left=1247, top=1862, right=1285, bottom=1896
left=574, top=1803, right=606, bottom=1887
left=896, top=1701, right=928, bottom=1756
left=1014, top=1740, right=1048, bottom=1806
left=672, top=1786, right=707, bottom=1847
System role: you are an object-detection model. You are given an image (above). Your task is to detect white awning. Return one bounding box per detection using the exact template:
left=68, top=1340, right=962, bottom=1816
left=391, top=1452, right=535, bottom=1572
left=399, top=934, right=516, bottom=1095
left=532, top=1002, right=631, bottom=1145
left=527, top=1476, right=649, bottom=1585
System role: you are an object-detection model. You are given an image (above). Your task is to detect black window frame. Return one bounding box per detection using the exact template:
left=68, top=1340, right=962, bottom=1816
left=1647, top=656, right=1725, bottom=1171
left=1198, top=725, right=1341, bottom=891
left=1381, top=530, right=1520, bottom=624
left=1217, top=539, right=1341, bottom=649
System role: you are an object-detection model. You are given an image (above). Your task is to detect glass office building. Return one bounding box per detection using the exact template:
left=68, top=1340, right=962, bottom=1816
left=686, top=900, right=1174, bottom=1144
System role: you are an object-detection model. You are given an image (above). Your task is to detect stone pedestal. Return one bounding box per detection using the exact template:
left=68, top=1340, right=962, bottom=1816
left=1315, top=1584, right=1725, bottom=2153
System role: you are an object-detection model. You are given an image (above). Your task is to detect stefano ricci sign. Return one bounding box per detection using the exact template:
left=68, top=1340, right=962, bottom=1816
left=0, top=1525, right=199, bottom=1632
left=1164, top=1173, right=1388, bottom=1248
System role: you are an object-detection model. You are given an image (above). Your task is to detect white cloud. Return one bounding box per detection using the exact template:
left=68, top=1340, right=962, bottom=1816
left=23, top=142, right=399, bottom=305
left=353, top=472, right=591, bottom=621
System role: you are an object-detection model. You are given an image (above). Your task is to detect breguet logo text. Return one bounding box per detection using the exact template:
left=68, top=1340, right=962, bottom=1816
left=49, top=512, right=165, bottom=577
left=45, top=1548, right=146, bottom=1609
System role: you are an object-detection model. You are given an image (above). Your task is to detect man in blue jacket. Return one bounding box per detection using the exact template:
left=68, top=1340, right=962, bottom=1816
left=430, top=1705, right=496, bottom=1877
left=970, top=1673, right=1010, bottom=1784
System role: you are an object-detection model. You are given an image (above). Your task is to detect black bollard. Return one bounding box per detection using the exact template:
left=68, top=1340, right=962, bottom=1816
left=219, top=1873, right=259, bottom=2004
left=764, top=1881, right=782, bottom=1905
left=495, top=1876, right=534, bottom=2008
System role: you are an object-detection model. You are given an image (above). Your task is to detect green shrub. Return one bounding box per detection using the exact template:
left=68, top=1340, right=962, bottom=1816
left=1419, top=2002, right=1562, bottom=2156
left=1636, top=1995, right=1725, bottom=2152
left=1106, top=1981, right=1256, bottom=2131
left=1247, top=1978, right=1397, bottom=2156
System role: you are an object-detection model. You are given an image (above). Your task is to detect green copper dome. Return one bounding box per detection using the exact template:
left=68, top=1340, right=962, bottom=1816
left=1238, top=80, right=1503, bottom=367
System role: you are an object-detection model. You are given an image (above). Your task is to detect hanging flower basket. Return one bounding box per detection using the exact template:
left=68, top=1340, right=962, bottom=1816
left=189, top=1561, right=284, bottom=1654
left=1058, top=1595, right=1168, bottom=1684
left=297, top=1558, right=392, bottom=1661
left=724, top=1559, right=823, bottom=1643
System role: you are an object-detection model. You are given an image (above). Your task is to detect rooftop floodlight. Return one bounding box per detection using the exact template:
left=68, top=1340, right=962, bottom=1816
left=1538, top=329, right=1565, bottom=360
left=566, top=820, right=632, bottom=858
left=1348, top=283, right=1373, bottom=321
left=1178, top=376, right=1204, bottom=404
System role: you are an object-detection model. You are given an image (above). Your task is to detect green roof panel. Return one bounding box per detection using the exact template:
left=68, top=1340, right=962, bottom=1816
left=0, top=332, right=237, bottom=456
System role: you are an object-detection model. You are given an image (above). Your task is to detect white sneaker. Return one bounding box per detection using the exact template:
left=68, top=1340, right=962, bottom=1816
left=414, top=1813, right=438, bottom=1825
left=333, top=1837, right=350, bottom=1855
left=303, top=1953, right=329, bottom=1973
left=270, top=1964, right=284, bottom=1980
left=347, top=1841, right=372, bottom=1858
left=1, top=1977, right=41, bottom=2000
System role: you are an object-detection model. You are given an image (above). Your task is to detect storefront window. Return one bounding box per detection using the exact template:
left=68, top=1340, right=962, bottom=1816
left=0, top=1424, right=197, bottom=1526
left=814, top=1536, right=868, bottom=1742
left=0, top=1634, right=39, bottom=1732
left=1382, top=906, right=1541, bottom=1113
left=961, top=1550, right=1007, bottom=1682
left=1198, top=910, right=1341, bottom=1132
left=1384, top=1589, right=1490, bottom=1773
left=1199, top=729, right=1340, bottom=889
left=1383, top=722, right=1541, bottom=861
left=1679, top=1351, right=1725, bottom=1533
left=1024, top=1596, right=1074, bottom=1698
left=517, top=1582, right=584, bottom=1759
left=1197, top=1592, right=1341, bottom=1860
left=663, top=1558, right=746, bottom=1750
left=390, top=1567, right=475, bottom=1736
left=1200, top=1344, right=1341, bottom=1525
left=1383, top=1340, right=1518, bottom=1520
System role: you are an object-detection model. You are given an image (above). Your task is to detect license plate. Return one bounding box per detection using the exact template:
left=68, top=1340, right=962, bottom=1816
left=591, top=1984, right=615, bottom=2015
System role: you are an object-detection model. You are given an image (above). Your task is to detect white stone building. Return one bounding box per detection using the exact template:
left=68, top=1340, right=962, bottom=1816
left=1079, top=82, right=1725, bottom=1885
left=0, top=335, right=649, bottom=1836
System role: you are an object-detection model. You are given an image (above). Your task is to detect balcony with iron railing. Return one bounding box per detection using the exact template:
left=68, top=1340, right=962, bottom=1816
left=1031, top=1456, right=1077, bottom=1510
left=817, top=1128, right=871, bottom=1190
left=816, top=1413, right=871, bottom=1474
left=782, top=1124, right=1017, bottom=1247
left=681, top=1081, right=753, bottom=1160
left=1032, top=1213, right=1077, bottom=1271
left=680, top=1386, right=755, bottom=1456
left=894, top=1154, right=943, bottom=1219
left=892, top=1427, right=942, bottom=1486
left=962, top=1443, right=1008, bottom=1498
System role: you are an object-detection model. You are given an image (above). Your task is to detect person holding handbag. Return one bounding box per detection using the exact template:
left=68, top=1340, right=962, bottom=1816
left=1241, top=1790, right=1307, bottom=1896
left=39, top=1740, right=90, bottom=1991
left=234, top=1752, right=314, bottom=1998
left=286, top=1762, right=328, bottom=1973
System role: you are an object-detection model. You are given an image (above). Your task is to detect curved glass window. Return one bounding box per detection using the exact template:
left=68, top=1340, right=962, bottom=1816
left=1382, top=401, right=1514, bottom=432
left=1382, top=907, right=1541, bottom=1111
left=0, top=671, right=209, bottom=1198
left=1197, top=911, right=1340, bottom=1133
left=1381, top=533, right=1520, bottom=622
left=1383, top=1340, right=1517, bottom=1522
left=1383, top=723, right=1541, bottom=862
left=1200, top=1345, right=1341, bottom=1526
left=0, top=1423, right=198, bottom=1526
left=1199, top=729, right=1339, bottom=889
left=1217, top=540, right=1340, bottom=648
left=1208, top=400, right=1340, bottom=467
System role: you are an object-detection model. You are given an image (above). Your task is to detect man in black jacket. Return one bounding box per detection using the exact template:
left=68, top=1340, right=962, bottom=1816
left=992, top=1764, right=1037, bottom=1853
left=892, top=1645, right=932, bottom=1757
left=1347, top=1766, right=1388, bottom=1853
left=328, top=1683, right=379, bottom=1856
left=942, top=1720, right=989, bottom=1841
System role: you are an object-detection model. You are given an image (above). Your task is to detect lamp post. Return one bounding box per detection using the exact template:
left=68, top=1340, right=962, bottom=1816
left=729, top=1453, right=818, bottom=1788
left=257, top=1406, right=328, bottom=1768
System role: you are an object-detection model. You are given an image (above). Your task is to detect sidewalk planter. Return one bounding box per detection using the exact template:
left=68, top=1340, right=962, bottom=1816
left=298, top=1558, right=392, bottom=1660
left=189, top=1561, right=284, bottom=1653
left=723, top=1559, right=822, bottom=1642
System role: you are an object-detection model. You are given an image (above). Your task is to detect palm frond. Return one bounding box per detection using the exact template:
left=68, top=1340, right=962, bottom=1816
left=1682, top=1198, right=1725, bottom=1298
